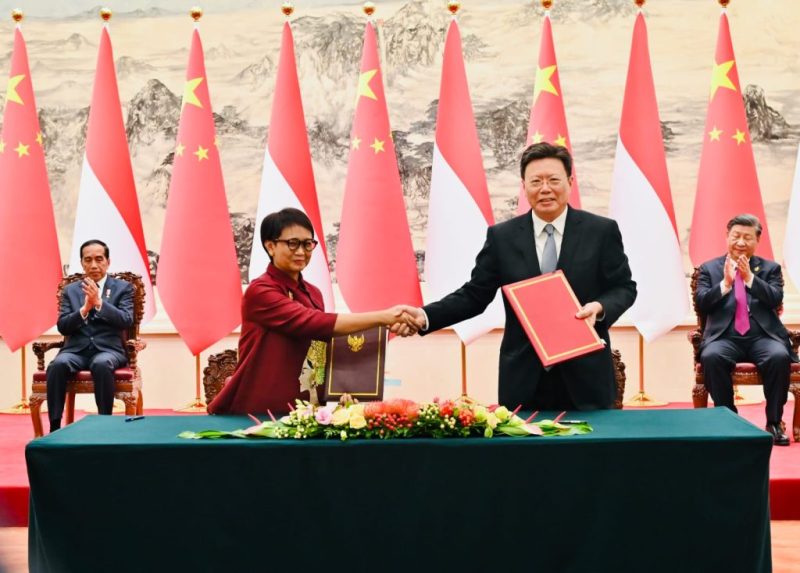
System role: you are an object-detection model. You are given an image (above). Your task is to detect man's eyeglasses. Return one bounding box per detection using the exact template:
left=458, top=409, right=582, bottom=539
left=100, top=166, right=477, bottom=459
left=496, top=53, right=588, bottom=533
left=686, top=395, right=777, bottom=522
left=273, top=238, right=319, bottom=252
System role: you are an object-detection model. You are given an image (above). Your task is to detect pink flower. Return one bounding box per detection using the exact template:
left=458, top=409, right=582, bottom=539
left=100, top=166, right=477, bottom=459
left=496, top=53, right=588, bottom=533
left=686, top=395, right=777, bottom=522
left=315, top=408, right=333, bottom=425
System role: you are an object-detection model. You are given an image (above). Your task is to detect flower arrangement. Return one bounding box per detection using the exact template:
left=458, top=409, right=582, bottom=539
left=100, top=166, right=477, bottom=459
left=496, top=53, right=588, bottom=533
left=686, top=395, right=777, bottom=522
left=179, top=396, right=593, bottom=441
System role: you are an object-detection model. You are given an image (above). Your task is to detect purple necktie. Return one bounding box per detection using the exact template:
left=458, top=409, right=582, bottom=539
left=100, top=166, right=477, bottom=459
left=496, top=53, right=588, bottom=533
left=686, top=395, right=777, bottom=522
left=733, top=269, right=749, bottom=335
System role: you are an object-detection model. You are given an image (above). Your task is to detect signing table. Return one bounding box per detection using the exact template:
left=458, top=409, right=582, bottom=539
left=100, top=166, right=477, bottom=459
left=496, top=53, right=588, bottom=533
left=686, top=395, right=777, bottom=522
left=26, top=408, right=772, bottom=573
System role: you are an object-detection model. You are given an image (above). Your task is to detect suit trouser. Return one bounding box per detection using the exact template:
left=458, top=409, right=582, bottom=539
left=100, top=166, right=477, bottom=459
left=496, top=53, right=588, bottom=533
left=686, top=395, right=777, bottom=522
left=700, top=327, right=791, bottom=424
left=46, top=347, right=127, bottom=429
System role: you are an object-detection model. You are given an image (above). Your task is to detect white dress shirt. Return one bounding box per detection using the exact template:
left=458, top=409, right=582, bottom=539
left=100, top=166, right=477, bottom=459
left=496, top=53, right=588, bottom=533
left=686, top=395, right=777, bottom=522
left=532, top=208, right=568, bottom=265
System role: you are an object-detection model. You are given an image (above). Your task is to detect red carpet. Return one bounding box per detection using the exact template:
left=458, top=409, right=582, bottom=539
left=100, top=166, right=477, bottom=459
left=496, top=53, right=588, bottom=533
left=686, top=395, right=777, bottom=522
left=1, top=403, right=798, bottom=526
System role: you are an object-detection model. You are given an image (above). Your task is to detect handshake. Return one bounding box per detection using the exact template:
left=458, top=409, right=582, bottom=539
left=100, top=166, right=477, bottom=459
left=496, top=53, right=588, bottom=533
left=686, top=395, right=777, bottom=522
left=382, top=305, right=426, bottom=337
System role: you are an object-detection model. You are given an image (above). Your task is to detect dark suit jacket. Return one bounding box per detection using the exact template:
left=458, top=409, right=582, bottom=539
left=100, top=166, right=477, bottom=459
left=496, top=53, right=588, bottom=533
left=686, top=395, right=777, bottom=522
left=423, top=206, right=636, bottom=410
left=696, top=255, right=796, bottom=358
left=56, top=276, right=134, bottom=363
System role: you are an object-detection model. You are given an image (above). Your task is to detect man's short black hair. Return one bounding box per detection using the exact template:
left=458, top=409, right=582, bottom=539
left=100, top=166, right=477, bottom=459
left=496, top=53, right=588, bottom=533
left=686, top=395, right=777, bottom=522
left=520, top=142, right=573, bottom=179
left=79, top=239, right=109, bottom=259
left=726, top=213, right=762, bottom=238
left=260, top=208, right=315, bottom=259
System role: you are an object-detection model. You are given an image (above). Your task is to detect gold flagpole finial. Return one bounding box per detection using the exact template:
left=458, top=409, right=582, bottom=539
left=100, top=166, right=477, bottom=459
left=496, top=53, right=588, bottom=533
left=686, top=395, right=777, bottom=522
left=363, top=2, right=376, bottom=17
left=281, top=3, right=294, bottom=17
left=11, top=9, right=23, bottom=23
left=718, top=0, right=730, bottom=6
left=541, top=0, right=553, bottom=10
left=447, top=1, right=460, bottom=15
left=190, top=6, right=203, bottom=21
left=100, top=7, right=112, bottom=21
left=634, top=0, right=645, bottom=7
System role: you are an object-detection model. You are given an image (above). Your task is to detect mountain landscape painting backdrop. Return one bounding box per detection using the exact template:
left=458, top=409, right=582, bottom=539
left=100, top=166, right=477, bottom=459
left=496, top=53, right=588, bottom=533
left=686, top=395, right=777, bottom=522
left=1, top=0, right=799, bottom=290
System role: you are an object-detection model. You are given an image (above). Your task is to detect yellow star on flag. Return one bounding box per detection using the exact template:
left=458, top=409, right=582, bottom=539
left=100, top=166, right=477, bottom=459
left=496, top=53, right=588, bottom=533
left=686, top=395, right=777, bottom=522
left=35, top=132, right=44, bottom=146
left=357, top=69, right=378, bottom=101
left=530, top=131, right=544, bottom=144
left=175, top=143, right=185, bottom=157
left=0, top=139, right=5, bottom=154
left=532, top=65, right=558, bottom=105
left=182, top=77, right=204, bottom=109
left=5, top=74, right=25, bottom=105
left=370, top=138, right=385, bottom=154
left=554, top=134, right=567, bottom=147
left=351, top=136, right=361, bottom=150
left=732, top=129, right=746, bottom=145
left=15, top=142, right=29, bottom=157
left=709, top=60, right=736, bottom=101
left=708, top=126, right=723, bottom=141
left=194, top=145, right=209, bottom=161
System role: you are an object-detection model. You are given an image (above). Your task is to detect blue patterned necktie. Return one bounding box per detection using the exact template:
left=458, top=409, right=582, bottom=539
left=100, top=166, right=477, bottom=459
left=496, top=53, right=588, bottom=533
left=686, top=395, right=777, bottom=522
left=541, top=223, right=557, bottom=274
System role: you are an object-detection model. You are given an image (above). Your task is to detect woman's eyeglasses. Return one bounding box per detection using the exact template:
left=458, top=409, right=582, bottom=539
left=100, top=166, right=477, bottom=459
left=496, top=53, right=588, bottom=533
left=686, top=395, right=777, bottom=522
left=274, top=238, right=319, bottom=252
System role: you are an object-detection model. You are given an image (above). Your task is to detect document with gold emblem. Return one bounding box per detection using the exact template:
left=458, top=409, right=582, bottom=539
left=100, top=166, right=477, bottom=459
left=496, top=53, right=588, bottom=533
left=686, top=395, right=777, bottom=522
left=323, top=326, right=386, bottom=401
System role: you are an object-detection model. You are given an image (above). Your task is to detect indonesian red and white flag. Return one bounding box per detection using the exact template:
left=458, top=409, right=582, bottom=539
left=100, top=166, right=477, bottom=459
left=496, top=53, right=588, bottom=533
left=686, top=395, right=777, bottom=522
left=249, top=22, right=333, bottom=310
left=517, top=10, right=580, bottom=214
left=609, top=11, right=688, bottom=341
left=69, top=25, right=154, bottom=322
left=426, top=19, right=503, bottom=343
left=784, top=145, right=800, bottom=289
left=0, top=26, right=61, bottom=351
left=689, top=9, right=773, bottom=265
left=157, top=27, right=242, bottom=355
left=336, top=22, right=422, bottom=311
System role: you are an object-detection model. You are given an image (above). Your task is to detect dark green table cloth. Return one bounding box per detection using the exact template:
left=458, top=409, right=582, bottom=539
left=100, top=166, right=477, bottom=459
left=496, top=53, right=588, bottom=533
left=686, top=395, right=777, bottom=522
left=26, top=408, right=772, bottom=573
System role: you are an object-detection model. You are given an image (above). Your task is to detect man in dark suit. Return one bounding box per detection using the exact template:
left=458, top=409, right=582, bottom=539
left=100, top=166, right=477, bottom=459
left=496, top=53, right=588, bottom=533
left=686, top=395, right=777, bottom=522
left=46, top=239, right=134, bottom=432
left=697, top=214, right=796, bottom=446
left=398, top=143, right=636, bottom=410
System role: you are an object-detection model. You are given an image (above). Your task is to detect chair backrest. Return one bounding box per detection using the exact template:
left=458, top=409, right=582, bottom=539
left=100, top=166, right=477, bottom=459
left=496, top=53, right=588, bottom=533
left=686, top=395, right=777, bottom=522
left=56, top=272, right=146, bottom=340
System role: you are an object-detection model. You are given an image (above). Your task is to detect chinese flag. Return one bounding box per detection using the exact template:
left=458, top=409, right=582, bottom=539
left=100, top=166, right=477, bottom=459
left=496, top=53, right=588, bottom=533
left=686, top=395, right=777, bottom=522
left=250, top=21, right=334, bottom=310
left=689, top=10, right=773, bottom=265
left=336, top=22, right=422, bottom=311
left=157, top=28, right=242, bottom=355
left=0, top=26, right=61, bottom=351
left=517, top=10, right=580, bottom=214
left=70, top=24, right=155, bottom=322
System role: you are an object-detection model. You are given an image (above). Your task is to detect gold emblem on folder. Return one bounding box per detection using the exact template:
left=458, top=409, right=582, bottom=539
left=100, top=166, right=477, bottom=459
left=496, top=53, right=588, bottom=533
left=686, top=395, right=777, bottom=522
left=347, top=333, right=365, bottom=352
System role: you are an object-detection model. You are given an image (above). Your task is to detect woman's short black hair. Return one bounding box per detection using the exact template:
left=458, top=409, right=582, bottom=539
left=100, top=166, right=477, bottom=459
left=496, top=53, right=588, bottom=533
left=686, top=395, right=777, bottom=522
left=260, top=208, right=315, bottom=257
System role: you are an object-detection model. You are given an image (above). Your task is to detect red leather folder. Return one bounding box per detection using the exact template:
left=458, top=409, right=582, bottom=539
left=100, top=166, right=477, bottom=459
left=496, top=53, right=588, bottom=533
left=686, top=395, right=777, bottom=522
left=501, top=271, right=605, bottom=367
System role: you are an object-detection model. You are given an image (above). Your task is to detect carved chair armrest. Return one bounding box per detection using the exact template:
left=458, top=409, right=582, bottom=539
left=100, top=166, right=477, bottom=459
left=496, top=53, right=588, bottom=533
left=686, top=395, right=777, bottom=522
left=125, top=338, right=147, bottom=370
left=687, top=329, right=703, bottom=364
left=788, top=329, right=800, bottom=354
left=32, top=340, right=64, bottom=370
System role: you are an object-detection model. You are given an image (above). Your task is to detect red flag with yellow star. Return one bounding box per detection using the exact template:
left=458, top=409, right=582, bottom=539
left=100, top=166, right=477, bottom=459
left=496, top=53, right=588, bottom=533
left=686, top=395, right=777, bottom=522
left=157, top=27, right=242, bottom=354
left=336, top=22, right=422, bottom=311
left=689, top=10, right=772, bottom=264
left=517, top=11, right=580, bottom=214
left=0, top=26, right=61, bottom=351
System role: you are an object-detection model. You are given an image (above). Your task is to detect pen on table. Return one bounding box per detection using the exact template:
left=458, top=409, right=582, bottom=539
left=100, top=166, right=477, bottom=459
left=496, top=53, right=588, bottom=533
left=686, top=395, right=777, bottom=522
left=125, top=415, right=145, bottom=422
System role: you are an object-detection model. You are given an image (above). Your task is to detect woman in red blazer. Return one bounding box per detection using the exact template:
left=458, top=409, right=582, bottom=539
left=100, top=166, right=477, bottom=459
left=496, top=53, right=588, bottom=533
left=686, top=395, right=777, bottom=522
left=208, top=208, right=412, bottom=415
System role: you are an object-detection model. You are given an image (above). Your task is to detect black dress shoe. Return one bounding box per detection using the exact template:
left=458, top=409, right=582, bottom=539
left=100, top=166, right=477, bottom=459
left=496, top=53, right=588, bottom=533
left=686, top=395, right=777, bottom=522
left=766, top=423, right=790, bottom=446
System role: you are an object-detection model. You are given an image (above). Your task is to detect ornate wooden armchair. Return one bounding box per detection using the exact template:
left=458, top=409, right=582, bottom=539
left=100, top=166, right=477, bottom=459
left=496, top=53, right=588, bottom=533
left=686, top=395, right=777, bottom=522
left=29, top=272, right=147, bottom=437
left=203, top=348, right=628, bottom=409
left=687, top=267, right=800, bottom=442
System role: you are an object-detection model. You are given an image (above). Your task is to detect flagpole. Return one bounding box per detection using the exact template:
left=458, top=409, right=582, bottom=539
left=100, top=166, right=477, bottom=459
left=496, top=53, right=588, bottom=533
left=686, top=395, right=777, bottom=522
left=176, top=354, right=207, bottom=412
left=623, top=333, right=667, bottom=407
left=0, top=346, right=31, bottom=414
left=460, top=341, right=467, bottom=397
